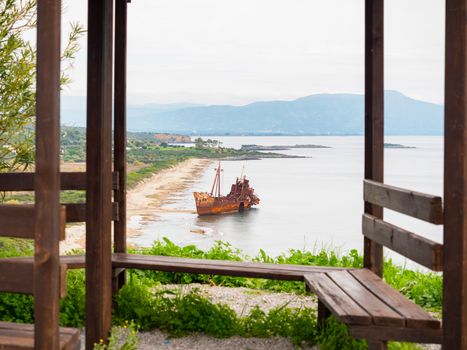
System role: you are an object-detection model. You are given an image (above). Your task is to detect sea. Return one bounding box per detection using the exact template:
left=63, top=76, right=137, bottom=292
left=128, top=136, right=443, bottom=269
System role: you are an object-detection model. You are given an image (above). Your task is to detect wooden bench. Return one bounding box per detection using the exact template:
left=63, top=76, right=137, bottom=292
left=59, top=252, right=441, bottom=345
left=0, top=322, right=80, bottom=350
left=26, top=179, right=443, bottom=347
left=305, top=269, right=441, bottom=343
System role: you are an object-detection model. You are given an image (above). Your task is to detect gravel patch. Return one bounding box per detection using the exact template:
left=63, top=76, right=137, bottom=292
left=79, top=283, right=440, bottom=349
left=154, top=283, right=317, bottom=316
left=138, top=330, right=318, bottom=350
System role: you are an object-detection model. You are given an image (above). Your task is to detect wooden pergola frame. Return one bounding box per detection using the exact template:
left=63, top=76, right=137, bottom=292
left=1, top=0, right=467, bottom=349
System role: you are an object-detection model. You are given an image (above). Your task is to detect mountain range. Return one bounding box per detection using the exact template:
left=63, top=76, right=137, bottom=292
left=61, top=91, right=443, bottom=135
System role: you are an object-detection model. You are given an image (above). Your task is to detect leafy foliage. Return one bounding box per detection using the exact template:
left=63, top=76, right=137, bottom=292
left=0, top=239, right=437, bottom=349
left=0, top=0, right=84, bottom=172
left=93, top=321, right=139, bottom=350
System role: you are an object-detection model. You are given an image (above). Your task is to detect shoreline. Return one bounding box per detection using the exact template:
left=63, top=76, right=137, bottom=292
left=60, top=158, right=213, bottom=253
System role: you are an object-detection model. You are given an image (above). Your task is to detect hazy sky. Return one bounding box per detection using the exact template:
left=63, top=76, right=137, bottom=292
left=61, top=0, right=445, bottom=105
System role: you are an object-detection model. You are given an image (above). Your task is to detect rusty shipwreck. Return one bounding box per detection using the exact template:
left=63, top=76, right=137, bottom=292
left=193, top=161, right=260, bottom=215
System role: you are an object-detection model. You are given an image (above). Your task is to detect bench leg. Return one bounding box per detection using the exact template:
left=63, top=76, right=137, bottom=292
left=111, top=267, right=126, bottom=308
left=317, top=300, right=331, bottom=330
left=367, top=340, right=388, bottom=350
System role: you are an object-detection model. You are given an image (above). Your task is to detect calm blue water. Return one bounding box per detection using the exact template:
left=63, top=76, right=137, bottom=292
left=129, top=136, right=443, bottom=269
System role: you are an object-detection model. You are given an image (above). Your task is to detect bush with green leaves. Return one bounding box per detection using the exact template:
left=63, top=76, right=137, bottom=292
left=0, top=0, right=84, bottom=173
left=93, top=321, right=139, bottom=350
left=0, top=239, right=438, bottom=349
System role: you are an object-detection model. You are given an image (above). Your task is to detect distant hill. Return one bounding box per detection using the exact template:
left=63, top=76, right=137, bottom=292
left=61, top=91, right=443, bottom=135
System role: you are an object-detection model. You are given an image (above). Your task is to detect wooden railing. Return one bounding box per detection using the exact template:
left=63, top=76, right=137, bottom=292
left=364, top=180, right=443, bottom=224
left=363, top=180, right=443, bottom=271
left=0, top=171, right=119, bottom=191
left=0, top=204, right=66, bottom=240
left=0, top=259, right=67, bottom=297
left=0, top=172, right=120, bottom=225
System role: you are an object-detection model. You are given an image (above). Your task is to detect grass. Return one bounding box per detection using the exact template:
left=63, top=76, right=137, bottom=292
left=127, top=159, right=184, bottom=189
left=0, top=238, right=437, bottom=349
left=128, top=238, right=442, bottom=313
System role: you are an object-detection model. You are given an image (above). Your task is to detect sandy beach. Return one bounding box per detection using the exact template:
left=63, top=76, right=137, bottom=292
left=61, top=158, right=212, bottom=253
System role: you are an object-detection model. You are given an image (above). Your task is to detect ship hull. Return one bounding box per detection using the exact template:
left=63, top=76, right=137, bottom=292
left=193, top=192, right=254, bottom=216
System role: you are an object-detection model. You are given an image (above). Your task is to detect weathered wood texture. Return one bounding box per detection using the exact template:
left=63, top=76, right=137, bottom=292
left=35, top=0, right=62, bottom=347
left=364, top=180, right=443, bottom=224
left=0, top=259, right=67, bottom=298
left=111, top=253, right=349, bottom=280
left=0, top=205, right=66, bottom=240
left=0, top=172, right=118, bottom=191
left=349, top=269, right=439, bottom=329
left=443, top=0, right=467, bottom=348
left=362, top=214, right=443, bottom=271
left=364, top=0, right=384, bottom=277
left=86, top=0, right=114, bottom=347
left=349, top=325, right=442, bottom=344
left=19, top=253, right=351, bottom=277
left=304, top=269, right=440, bottom=335
left=328, top=271, right=404, bottom=327
left=305, top=273, right=371, bottom=325
left=114, top=0, right=128, bottom=259
left=65, top=203, right=119, bottom=222
left=0, top=322, right=80, bottom=350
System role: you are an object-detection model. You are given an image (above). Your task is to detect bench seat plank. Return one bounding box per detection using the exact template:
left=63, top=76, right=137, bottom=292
left=111, top=253, right=350, bottom=281
left=304, top=274, right=371, bottom=325
left=0, top=322, right=80, bottom=350
left=327, top=271, right=405, bottom=327
left=350, top=269, right=440, bottom=329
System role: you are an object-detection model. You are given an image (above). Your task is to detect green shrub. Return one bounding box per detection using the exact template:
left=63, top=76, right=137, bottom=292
left=94, top=321, right=139, bottom=350
left=0, top=238, right=439, bottom=349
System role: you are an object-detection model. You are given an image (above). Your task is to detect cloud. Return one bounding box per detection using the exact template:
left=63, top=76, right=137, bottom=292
left=61, top=0, right=445, bottom=105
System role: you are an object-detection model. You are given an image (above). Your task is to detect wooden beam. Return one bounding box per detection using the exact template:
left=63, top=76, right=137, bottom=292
left=317, top=300, right=332, bottom=330
left=113, top=0, right=129, bottom=293
left=112, top=253, right=350, bottom=280
left=10, top=255, right=86, bottom=270
left=443, top=0, right=467, bottom=348
left=86, top=0, right=114, bottom=347
left=0, top=205, right=66, bottom=240
left=0, top=259, right=34, bottom=294
left=364, top=180, right=443, bottom=224
left=35, top=0, right=62, bottom=347
left=64, top=203, right=119, bottom=222
left=349, top=325, right=442, bottom=344
left=362, top=214, right=443, bottom=271
left=0, top=172, right=118, bottom=191
left=364, top=0, right=384, bottom=278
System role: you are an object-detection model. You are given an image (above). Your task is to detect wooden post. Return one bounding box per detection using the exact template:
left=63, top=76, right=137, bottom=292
left=443, top=0, right=467, bottom=348
left=113, top=0, right=129, bottom=294
left=86, top=0, right=114, bottom=348
left=364, top=0, right=384, bottom=278
left=317, top=300, right=331, bottom=330
left=34, top=0, right=62, bottom=349
left=364, top=1, right=385, bottom=348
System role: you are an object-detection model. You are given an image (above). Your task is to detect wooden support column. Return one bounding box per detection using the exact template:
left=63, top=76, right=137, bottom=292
left=113, top=0, right=129, bottom=294
left=364, top=0, right=384, bottom=278
left=86, top=0, right=114, bottom=348
left=443, top=0, right=467, bottom=348
left=34, top=0, right=62, bottom=349
left=317, top=300, right=331, bottom=330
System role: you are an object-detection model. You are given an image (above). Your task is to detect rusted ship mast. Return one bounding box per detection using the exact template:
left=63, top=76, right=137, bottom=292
left=193, top=161, right=260, bottom=215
